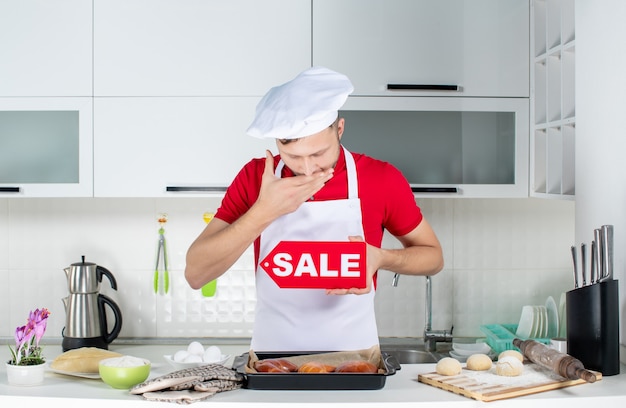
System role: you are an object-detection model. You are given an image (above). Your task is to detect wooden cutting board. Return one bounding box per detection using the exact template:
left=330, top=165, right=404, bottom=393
left=418, top=364, right=602, bottom=402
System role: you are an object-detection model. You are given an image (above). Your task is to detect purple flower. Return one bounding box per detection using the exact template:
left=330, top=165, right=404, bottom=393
left=30, top=308, right=50, bottom=347
left=10, top=308, right=50, bottom=366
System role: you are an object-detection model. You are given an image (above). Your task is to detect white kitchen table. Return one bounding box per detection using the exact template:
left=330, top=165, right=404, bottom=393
left=1, top=343, right=625, bottom=407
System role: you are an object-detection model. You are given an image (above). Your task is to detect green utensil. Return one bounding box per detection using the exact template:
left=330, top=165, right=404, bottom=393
left=201, top=280, right=217, bottom=297
left=200, top=211, right=217, bottom=297
left=155, top=224, right=169, bottom=294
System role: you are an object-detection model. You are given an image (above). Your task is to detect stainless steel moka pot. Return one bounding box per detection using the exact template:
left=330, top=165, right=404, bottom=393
left=61, top=256, right=123, bottom=351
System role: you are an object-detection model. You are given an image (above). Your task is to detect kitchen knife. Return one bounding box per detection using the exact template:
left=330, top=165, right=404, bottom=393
left=570, top=245, right=578, bottom=288
left=599, top=224, right=614, bottom=281
left=594, top=228, right=603, bottom=282
left=590, top=241, right=596, bottom=284
left=580, top=243, right=587, bottom=286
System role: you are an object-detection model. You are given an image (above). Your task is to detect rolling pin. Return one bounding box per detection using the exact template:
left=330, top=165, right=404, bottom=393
left=513, top=338, right=597, bottom=383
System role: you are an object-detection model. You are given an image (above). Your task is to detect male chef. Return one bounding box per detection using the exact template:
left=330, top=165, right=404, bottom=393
left=185, top=66, right=444, bottom=351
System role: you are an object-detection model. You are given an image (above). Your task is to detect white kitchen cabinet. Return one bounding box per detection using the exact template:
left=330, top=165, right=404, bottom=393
left=93, top=0, right=311, bottom=97
left=0, top=0, right=92, bottom=97
left=340, top=97, right=529, bottom=198
left=0, top=97, right=93, bottom=197
left=530, top=0, right=575, bottom=199
left=93, top=97, right=276, bottom=197
left=312, top=0, right=529, bottom=97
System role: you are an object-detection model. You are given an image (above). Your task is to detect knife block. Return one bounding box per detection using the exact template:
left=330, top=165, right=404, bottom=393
left=566, top=279, right=620, bottom=376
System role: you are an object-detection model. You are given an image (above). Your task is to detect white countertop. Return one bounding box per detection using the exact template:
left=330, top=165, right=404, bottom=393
left=2, top=343, right=625, bottom=407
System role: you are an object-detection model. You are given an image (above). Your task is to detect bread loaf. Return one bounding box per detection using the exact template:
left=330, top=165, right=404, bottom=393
left=466, top=353, right=493, bottom=371
left=495, top=356, right=524, bottom=377
left=50, top=347, right=123, bottom=373
left=435, top=357, right=462, bottom=376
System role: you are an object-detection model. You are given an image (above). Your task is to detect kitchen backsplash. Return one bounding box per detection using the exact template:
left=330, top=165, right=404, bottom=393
left=0, top=197, right=574, bottom=340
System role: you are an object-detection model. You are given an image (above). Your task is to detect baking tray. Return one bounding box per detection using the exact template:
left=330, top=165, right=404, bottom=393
left=233, top=351, right=398, bottom=390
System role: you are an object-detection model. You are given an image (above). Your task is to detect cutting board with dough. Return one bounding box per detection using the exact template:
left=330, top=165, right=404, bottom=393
left=418, top=363, right=602, bottom=402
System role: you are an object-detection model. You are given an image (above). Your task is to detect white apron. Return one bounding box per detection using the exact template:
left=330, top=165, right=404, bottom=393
left=251, top=146, right=378, bottom=351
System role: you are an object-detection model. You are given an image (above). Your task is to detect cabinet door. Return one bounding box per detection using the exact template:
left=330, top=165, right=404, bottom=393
left=94, top=97, right=276, bottom=197
left=0, top=0, right=92, bottom=96
left=94, top=0, right=311, bottom=96
left=339, top=97, right=529, bottom=198
left=313, top=0, right=529, bottom=97
left=0, top=98, right=93, bottom=197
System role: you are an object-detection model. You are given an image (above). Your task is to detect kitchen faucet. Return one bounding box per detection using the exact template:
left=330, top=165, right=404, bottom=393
left=392, top=274, right=453, bottom=352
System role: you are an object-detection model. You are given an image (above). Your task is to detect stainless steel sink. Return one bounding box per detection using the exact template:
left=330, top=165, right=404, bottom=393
left=383, top=349, right=441, bottom=364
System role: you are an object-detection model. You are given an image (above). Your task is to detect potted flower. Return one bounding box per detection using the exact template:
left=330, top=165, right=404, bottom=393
left=6, top=308, right=50, bottom=386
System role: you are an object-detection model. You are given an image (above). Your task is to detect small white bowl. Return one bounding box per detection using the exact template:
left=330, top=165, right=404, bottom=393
left=163, top=354, right=231, bottom=370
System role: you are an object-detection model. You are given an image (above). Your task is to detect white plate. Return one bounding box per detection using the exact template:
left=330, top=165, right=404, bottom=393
left=49, top=367, right=101, bottom=379
left=532, top=306, right=540, bottom=338
left=537, top=305, right=548, bottom=338
left=539, top=306, right=548, bottom=339
left=163, top=354, right=231, bottom=370
left=449, top=350, right=496, bottom=363
left=529, top=306, right=539, bottom=338
left=516, top=305, right=534, bottom=338
left=452, top=341, right=491, bottom=356
left=449, top=350, right=469, bottom=362
left=545, top=296, right=559, bottom=338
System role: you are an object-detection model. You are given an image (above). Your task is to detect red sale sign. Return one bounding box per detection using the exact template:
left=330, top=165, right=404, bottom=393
left=259, top=241, right=367, bottom=289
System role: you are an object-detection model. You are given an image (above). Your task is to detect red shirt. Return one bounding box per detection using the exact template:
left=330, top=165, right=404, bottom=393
left=216, top=147, right=423, bottom=265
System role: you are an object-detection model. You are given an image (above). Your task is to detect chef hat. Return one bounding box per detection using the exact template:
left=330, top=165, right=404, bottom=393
left=246, top=66, right=354, bottom=140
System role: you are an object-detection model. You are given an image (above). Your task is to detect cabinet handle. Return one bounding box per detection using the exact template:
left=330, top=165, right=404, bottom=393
left=411, top=187, right=458, bottom=193
left=0, top=187, right=20, bottom=193
left=166, top=186, right=227, bottom=192
left=387, top=84, right=459, bottom=91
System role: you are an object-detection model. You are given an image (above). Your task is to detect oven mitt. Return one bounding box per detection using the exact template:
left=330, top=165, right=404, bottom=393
left=141, top=389, right=217, bottom=404
left=130, top=375, right=203, bottom=394
left=130, top=363, right=244, bottom=404
left=194, top=378, right=243, bottom=392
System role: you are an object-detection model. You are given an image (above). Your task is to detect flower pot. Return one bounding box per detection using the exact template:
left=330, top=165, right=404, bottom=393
left=5, top=362, right=46, bottom=386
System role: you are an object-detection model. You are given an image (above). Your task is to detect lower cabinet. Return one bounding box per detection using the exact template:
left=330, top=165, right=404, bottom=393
left=93, top=97, right=276, bottom=197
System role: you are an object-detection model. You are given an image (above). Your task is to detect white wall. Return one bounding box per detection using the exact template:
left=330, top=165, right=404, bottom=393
left=0, top=197, right=574, bottom=342
left=576, top=0, right=626, bottom=344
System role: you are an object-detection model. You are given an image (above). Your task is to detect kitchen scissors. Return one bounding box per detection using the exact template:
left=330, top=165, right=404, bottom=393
left=154, top=214, right=169, bottom=294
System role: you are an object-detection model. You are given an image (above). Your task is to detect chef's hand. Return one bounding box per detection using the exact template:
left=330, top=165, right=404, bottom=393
left=256, top=150, right=334, bottom=219
left=326, top=235, right=380, bottom=296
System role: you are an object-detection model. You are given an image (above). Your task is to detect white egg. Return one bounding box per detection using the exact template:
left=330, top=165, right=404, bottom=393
left=183, top=353, right=203, bottom=363
left=187, top=341, right=205, bottom=356
left=173, top=350, right=190, bottom=362
left=203, top=346, right=222, bottom=363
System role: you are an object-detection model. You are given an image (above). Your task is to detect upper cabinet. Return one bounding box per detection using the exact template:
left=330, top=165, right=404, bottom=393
left=93, top=97, right=275, bottom=197
left=340, top=97, right=529, bottom=198
left=313, top=0, right=530, bottom=97
left=0, top=97, right=93, bottom=197
left=93, top=0, right=311, bottom=96
left=0, top=0, right=92, bottom=97
left=2, top=1, right=533, bottom=198
left=530, top=0, right=575, bottom=199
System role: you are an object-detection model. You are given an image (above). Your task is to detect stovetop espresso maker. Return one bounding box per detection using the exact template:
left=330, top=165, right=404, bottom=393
left=62, top=256, right=123, bottom=351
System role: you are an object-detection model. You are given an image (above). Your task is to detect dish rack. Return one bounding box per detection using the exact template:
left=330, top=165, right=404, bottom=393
left=480, top=324, right=551, bottom=354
